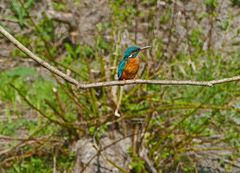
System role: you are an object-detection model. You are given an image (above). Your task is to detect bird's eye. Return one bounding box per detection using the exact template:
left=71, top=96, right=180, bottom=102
left=129, top=54, right=133, bottom=58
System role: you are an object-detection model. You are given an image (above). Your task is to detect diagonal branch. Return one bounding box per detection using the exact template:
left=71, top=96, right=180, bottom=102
left=0, top=25, right=79, bottom=85
left=0, top=25, right=239, bottom=89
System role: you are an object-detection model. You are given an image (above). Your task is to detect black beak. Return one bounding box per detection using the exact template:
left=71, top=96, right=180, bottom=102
left=140, top=46, right=152, bottom=51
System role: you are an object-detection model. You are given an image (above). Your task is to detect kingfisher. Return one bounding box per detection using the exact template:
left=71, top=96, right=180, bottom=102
left=117, top=46, right=151, bottom=80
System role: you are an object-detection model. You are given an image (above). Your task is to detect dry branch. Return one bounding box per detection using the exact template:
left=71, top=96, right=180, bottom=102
left=0, top=25, right=239, bottom=89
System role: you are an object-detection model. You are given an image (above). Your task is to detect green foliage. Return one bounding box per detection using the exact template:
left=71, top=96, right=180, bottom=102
left=112, top=1, right=136, bottom=22
left=0, top=118, right=36, bottom=136
left=0, top=67, right=36, bottom=101
left=7, top=155, right=74, bottom=173
left=64, top=43, right=81, bottom=62
left=52, top=1, right=65, bottom=11
left=189, top=28, right=204, bottom=49
left=81, top=45, right=94, bottom=58
left=204, top=0, right=218, bottom=11
left=129, top=155, right=145, bottom=173
left=5, top=66, right=36, bottom=78
left=159, top=8, right=172, bottom=24
left=219, top=19, right=230, bottom=31
left=10, top=0, right=35, bottom=27
left=231, top=0, right=240, bottom=6
left=89, top=122, right=110, bottom=139
left=38, top=17, right=55, bottom=41
left=9, top=158, right=51, bottom=173
left=28, top=79, right=55, bottom=109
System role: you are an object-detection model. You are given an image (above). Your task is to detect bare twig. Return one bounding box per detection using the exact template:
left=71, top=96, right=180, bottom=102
left=0, top=25, right=239, bottom=89
left=0, top=25, right=78, bottom=85
left=140, top=147, right=158, bottom=173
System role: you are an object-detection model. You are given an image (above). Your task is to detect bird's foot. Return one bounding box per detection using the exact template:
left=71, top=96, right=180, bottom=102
left=114, top=109, right=121, bottom=117
left=133, top=77, right=137, bottom=83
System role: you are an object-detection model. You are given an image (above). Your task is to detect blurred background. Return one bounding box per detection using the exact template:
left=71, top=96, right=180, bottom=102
left=0, top=0, right=240, bottom=172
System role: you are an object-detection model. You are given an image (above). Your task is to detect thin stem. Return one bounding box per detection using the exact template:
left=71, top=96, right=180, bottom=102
left=0, top=25, right=239, bottom=90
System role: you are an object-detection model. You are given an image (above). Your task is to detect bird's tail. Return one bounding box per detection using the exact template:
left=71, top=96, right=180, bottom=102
left=114, top=86, right=123, bottom=117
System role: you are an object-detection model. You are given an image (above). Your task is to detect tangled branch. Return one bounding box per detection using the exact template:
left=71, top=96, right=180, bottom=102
left=0, top=25, right=239, bottom=89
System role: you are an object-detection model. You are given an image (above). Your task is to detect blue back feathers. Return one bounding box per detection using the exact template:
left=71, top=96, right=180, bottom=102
left=118, top=46, right=140, bottom=80
left=117, top=59, right=127, bottom=80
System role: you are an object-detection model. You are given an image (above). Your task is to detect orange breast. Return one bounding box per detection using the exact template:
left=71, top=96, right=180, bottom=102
left=121, top=57, right=140, bottom=80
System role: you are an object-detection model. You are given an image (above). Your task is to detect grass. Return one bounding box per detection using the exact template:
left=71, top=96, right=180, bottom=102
left=0, top=0, right=240, bottom=172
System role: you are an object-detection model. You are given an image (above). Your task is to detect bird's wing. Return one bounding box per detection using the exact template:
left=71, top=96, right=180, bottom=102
left=117, top=59, right=127, bottom=80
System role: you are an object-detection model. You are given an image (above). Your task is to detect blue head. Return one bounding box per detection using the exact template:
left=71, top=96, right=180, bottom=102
left=123, top=46, right=141, bottom=59
left=118, top=45, right=151, bottom=80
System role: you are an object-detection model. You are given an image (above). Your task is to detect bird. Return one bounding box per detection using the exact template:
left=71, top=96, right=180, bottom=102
left=117, top=46, right=151, bottom=80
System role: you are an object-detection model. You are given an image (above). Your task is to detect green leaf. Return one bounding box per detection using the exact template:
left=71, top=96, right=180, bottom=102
left=10, top=0, right=26, bottom=27
left=204, top=0, right=218, bottom=11
left=5, top=67, right=37, bottom=78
